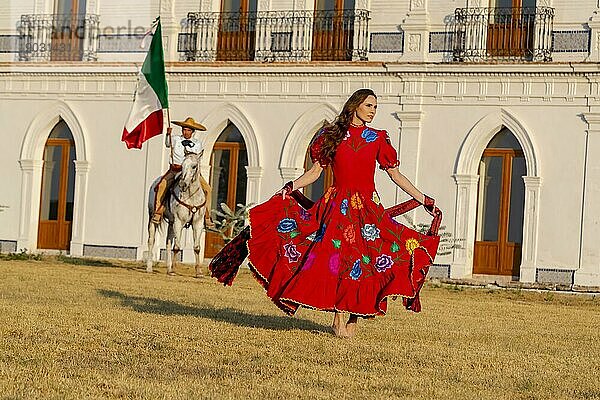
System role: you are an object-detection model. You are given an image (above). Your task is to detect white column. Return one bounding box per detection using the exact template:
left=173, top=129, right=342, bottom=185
left=280, top=166, right=305, bottom=183
left=160, top=0, right=179, bottom=62
left=451, top=174, right=479, bottom=278
left=17, top=159, right=43, bottom=252
left=400, top=0, right=430, bottom=62
left=69, top=161, right=91, bottom=256
left=395, top=111, right=423, bottom=185
left=520, top=176, right=542, bottom=283
left=245, top=166, right=264, bottom=206
left=587, top=10, right=600, bottom=62
left=576, top=113, right=600, bottom=286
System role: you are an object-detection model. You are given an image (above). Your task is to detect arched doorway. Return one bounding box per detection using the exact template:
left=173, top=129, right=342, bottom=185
left=303, top=133, right=334, bottom=202
left=205, top=122, right=248, bottom=257
left=474, top=127, right=526, bottom=277
left=37, top=119, right=76, bottom=250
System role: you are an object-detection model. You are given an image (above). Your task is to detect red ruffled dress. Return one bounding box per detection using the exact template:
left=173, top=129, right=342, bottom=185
left=211, top=125, right=440, bottom=317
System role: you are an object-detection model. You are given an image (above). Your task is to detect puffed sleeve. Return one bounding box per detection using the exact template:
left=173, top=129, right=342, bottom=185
left=377, top=131, right=400, bottom=170
left=309, top=129, right=331, bottom=168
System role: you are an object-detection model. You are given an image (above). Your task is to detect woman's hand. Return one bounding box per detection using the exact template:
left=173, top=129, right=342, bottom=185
left=275, top=181, right=294, bottom=199
left=422, top=194, right=437, bottom=217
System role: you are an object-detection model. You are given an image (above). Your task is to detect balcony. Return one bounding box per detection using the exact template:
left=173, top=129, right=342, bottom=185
left=18, top=14, right=100, bottom=61
left=178, top=9, right=369, bottom=62
left=453, top=6, right=554, bottom=62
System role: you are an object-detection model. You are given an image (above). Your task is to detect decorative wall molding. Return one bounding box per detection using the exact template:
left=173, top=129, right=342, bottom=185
left=429, top=32, right=453, bottom=53
left=370, top=32, right=404, bottom=53
left=552, top=30, right=590, bottom=53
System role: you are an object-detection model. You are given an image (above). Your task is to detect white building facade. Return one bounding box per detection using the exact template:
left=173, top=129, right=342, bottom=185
left=1, top=0, right=600, bottom=287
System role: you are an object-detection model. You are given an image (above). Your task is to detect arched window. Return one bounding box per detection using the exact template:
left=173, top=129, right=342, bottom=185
left=38, top=119, right=76, bottom=250
left=474, top=127, right=526, bottom=277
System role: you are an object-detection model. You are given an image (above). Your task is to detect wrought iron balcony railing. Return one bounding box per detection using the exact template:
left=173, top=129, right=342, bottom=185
left=178, top=9, right=369, bottom=62
left=453, top=6, right=554, bottom=62
left=18, top=14, right=100, bottom=61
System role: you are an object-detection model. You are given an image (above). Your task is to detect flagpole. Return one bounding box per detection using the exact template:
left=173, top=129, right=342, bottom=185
left=166, top=108, right=174, bottom=165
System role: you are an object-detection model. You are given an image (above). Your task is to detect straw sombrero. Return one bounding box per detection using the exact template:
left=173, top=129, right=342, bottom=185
left=172, top=117, right=206, bottom=131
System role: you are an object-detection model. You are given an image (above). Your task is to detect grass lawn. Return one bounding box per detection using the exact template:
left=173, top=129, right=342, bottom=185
left=1, top=257, right=599, bottom=400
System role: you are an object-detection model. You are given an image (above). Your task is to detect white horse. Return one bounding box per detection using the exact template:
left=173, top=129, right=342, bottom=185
left=146, top=151, right=206, bottom=277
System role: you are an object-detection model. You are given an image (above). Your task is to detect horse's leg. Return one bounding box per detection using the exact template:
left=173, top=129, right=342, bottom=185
left=166, top=222, right=175, bottom=275
left=171, top=218, right=184, bottom=276
left=146, top=221, right=156, bottom=273
left=192, top=212, right=205, bottom=278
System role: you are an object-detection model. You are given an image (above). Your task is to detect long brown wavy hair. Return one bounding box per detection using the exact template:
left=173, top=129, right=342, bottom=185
left=318, top=88, right=377, bottom=162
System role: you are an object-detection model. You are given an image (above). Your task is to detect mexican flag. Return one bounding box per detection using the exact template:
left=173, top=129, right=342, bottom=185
left=121, top=18, right=169, bottom=149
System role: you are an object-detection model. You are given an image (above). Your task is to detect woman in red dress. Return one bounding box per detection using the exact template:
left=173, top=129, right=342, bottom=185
left=210, top=89, right=441, bottom=338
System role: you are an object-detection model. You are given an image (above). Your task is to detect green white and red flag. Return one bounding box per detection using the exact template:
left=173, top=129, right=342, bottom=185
left=121, top=17, right=169, bottom=149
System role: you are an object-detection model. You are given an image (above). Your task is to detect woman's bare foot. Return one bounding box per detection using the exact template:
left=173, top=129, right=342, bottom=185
left=332, top=312, right=348, bottom=338
left=345, top=314, right=358, bottom=338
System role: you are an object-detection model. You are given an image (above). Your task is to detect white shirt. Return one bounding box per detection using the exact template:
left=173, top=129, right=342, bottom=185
left=170, top=134, right=203, bottom=166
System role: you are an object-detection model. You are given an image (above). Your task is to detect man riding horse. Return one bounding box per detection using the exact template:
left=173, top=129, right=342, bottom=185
left=151, top=117, right=215, bottom=228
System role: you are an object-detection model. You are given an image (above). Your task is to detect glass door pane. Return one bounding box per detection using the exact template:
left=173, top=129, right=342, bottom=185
left=211, top=149, right=231, bottom=214
left=477, top=156, right=503, bottom=242
left=508, top=156, right=526, bottom=244
left=315, top=0, right=336, bottom=11
left=222, top=0, right=242, bottom=12
left=65, top=145, right=76, bottom=221
left=235, top=149, right=248, bottom=207
left=40, top=146, right=63, bottom=221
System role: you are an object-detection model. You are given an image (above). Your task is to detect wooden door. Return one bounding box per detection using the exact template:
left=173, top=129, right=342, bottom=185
left=217, top=0, right=257, bottom=61
left=487, top=0, right=536, bottom=58
left=38, top=134, right=75, bottom=250
left=51, top=0, right=87, bottom=61
left=312, top=0, right=355, bottom=61
left=205, top=142, right=241, bottom=257
left=473, top=148, right=525, bottom=276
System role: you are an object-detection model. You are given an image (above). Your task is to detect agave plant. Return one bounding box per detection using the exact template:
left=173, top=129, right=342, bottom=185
left=208, top=202, right=254, bottom=243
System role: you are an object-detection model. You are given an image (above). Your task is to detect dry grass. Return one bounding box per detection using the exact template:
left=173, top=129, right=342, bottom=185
left=0, top=257, right=599, bottom=400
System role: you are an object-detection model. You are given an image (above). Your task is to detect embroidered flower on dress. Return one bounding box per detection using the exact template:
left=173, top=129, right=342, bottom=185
left=302, top=252, right=316, bottom=270
left=361, top=224, right=380, bottom=241
left=374, top=254, right=394, bottom=272
left=299, top=208, right=311, bottom=221
left=340, top=199, right=349, bottom=215
left=328, top=253, right=341, bottom=275
left=308, top=223, right=327, bottom=242
left=361, top=128, right=378, bottom=143
left=343, top=225, right=356, bottom=243
left=372, top=191, right=381, bottom=205
left=350, top=193, right=363, bottom=210
left=350, top=259, right=362, bottom=280
left=324, top=187, right=334, bottom=203
left=405, top=238, right=421, bottom=255
left=343, top=131, right=350, bottom=141
left=283, top=243, right=301, bottom=263
left=277, top=218, right=297, bottom=233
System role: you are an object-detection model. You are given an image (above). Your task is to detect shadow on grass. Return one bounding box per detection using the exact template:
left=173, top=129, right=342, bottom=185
left=97, top=289, right=330, bottom=333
